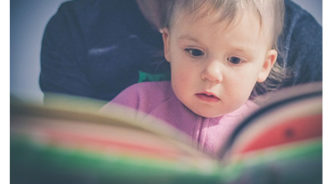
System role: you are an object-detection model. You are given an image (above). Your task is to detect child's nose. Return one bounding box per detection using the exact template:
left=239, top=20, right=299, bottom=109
left=200, top=61, right=223, bottom=83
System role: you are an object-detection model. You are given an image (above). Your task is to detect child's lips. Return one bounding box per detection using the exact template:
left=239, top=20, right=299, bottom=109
left=195, top=92, right=220, bottom=102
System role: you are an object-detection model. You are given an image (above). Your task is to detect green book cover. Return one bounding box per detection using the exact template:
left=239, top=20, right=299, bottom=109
left=10, top=83, right=322, bottom=184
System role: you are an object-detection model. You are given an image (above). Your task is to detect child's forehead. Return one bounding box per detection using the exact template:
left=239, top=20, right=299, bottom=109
left=174, top=11, right=265, bottom=45
left=170, top=3, right=274, bottom=49
left=172, top=4, right=262, bottom=31
left=171, top=1, right=263, bottom=29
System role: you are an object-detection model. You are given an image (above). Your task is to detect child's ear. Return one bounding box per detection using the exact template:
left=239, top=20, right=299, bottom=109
left=160, top=28, right=171, bottom=62
left=257, top=49, right=277, bottom=82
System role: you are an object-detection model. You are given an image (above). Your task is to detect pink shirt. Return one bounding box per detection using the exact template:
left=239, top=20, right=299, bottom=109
left=103, top=81, right=258, bottom=156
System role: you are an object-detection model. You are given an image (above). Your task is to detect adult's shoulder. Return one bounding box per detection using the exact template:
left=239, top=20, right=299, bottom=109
left=284, top=0, right=321, bottom=29
left=279, top=0, right=322, bottom=86
left=282, top=0, right=322, bottom=50
left=49, top=0, right=136, bottom=29
left=283, top=0, right=322, bottom=43
left=45, top=0, right=160, bottom=48
left=283, top=0, right=322, bottom=46
left=55, top=0, right=125, bottom=16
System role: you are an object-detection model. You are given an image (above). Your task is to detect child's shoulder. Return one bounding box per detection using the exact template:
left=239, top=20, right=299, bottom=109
left=114, top=81, right=174, bottom=104
left=125, top=81, right=172, bottom=95
left=108, top=81, right=174, bottom=112
left=224, top=100, right=259, bottom=118
left=130, top=81, right=171, bottom=88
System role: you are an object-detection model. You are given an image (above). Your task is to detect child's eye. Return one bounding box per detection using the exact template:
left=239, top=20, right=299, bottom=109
left=184, top=48, right=204, bottom=57
left=227, top=56, right=244, bottom=64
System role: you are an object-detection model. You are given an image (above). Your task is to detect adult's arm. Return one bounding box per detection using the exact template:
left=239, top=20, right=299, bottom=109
left=39, top=1, right=93, bottom=102
left=40, top=0, right=167, bottom=103
left=279, top=0, right=322, bottom=87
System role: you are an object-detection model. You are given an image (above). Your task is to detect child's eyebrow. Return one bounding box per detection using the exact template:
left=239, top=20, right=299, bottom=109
left=177, top=35, right=200, bottom=43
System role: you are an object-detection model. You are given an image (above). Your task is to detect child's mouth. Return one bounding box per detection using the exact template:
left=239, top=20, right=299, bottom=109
left=195, top=92, right=220, bottom=102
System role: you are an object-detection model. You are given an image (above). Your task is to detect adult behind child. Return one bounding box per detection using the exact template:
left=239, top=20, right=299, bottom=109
left=39, top=0, right=322, bottom=103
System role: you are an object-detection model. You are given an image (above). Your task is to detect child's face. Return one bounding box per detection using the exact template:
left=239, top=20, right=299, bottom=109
left=162, top=8, right=277, bottom=118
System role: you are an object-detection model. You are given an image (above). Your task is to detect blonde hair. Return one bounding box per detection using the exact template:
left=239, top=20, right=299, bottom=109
left=160, top=0, right=287, bottom=97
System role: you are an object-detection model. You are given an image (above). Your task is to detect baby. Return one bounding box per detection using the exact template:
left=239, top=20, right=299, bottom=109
left=103, top=0, right=285, bottom=157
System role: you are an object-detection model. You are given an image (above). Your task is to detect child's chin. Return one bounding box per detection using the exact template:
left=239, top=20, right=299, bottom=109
left=192, top=109, right=225, bottom=118
left=202, top=113, right=224, bottom=118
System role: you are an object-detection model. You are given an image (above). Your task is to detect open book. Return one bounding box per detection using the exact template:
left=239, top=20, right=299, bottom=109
left=11, top=82, right=322, bottom=184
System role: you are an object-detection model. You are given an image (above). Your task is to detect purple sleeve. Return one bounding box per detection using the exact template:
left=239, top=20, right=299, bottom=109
left=101, top=81, right=173, bottom=114
left=105, top=84, right=141, bottom=110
